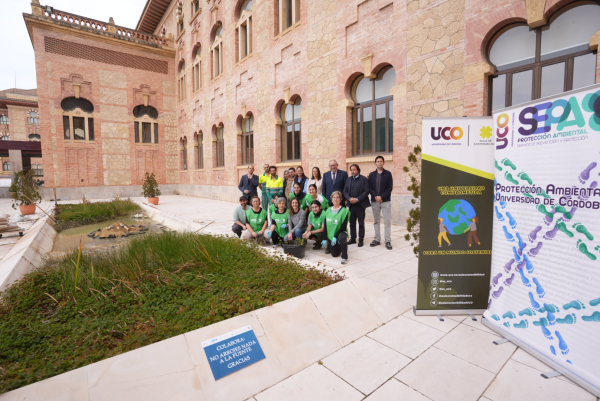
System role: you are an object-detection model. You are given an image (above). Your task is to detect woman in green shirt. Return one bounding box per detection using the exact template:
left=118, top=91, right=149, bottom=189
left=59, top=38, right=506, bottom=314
left=303, top=200, right=326, bottom=250
left=321, top=191, right=350, bottom=264
left=302, top=184, right=329, bottom=214
left=242, top=196, right=268, bottom=242
left=288, top=182, right=307, bottom=208
left=265, top=197, right=289, bottom=248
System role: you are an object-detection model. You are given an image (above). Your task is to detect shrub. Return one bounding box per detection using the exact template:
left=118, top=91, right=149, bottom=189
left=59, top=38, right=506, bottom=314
left=9, top=169, right=42, bottom=209
left=403, top=145, right=421, bottom=256
left=142, top=172, right=161, bottom=198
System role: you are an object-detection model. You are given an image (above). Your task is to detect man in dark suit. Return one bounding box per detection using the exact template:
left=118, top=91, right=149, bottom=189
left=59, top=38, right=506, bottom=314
left=322, top=160, right=348, bottom=206
left=238, top=165, right=259, bottom=200
left=343, top=164, right=371, bottom=247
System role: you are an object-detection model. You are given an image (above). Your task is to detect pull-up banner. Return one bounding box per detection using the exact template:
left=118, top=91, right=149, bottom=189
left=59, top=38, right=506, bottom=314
left=415, top=117, right=495, bottom=315
left=483, top=84, right=600, bottom=397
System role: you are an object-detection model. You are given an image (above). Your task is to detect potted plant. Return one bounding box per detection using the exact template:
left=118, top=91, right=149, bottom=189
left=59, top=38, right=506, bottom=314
left=142, top=172, right=161, bottom=205
left=282, top=237, right=307, bottom=259
left=10, top=169, right=42, bottom=215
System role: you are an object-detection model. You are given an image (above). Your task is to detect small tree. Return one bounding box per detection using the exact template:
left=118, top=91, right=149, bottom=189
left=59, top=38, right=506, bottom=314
left=403, top=145, right=421, bottom=256
left=10, top=169, right=42, bottom=210
left=142, top=172, right=162, bottom=198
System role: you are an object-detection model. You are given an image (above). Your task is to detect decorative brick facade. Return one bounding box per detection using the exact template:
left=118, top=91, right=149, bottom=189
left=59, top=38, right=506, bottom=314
left=23, top=0, right=600, bottom=223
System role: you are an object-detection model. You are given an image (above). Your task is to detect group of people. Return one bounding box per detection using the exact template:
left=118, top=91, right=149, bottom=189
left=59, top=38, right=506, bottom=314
left=232, top=157, right=394, bottom=264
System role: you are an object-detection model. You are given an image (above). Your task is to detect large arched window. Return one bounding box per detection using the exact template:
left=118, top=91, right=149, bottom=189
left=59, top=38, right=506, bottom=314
left=195, top=132, right=204, bottom=169
left=281, top=98, right=301, bottom=161
left=352, top=66, right=395, bottom=155
left=489, top=3, right=600, bottom=113
left=133, top=105, right=159, bottom=144
left=215, top=125, right=225, bottom=167
left=193, top=46, right=202, bottom=91
left=277, top=0, right=300, bottom=33
left=27, top=110, right=39, bottom=124
left=61, top=97, right=95, bottom=141
left=0, top=115, right=8, bottom=124
left=237, top=0, right=253, bottom=61
left=242, top=114, right=254, bottom=164
left=212, top=25, right=224, bottom=78
left=178, top=61, right=186, bottom=102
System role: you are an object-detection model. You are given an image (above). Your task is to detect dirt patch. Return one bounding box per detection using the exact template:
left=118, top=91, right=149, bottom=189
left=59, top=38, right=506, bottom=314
left=88, top=221, right=148, bottom=239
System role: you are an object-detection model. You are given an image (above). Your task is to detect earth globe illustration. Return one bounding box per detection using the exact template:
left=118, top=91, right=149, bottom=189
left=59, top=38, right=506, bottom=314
left=438, top=199, right=476, bottom=235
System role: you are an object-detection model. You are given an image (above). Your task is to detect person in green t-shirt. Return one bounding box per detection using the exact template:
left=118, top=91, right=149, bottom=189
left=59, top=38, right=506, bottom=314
left=268, top=195, right=280, bottom=225
left=288, top=182, right=307, bottom=207
left=302, top=184, right=329, bottom=214
left=242, top=196, right=268, bottom=243
left=303, top=200, right=326, bottom=250
left=322, top=191, right=350, bottom=264
left=265, top=197, right=289, bottom=248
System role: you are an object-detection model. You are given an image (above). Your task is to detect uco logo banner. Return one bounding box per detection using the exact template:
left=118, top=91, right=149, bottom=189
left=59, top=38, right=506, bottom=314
left=431, top=126, right=464, bottom=140
left=496, top=113, right=509, bottom=150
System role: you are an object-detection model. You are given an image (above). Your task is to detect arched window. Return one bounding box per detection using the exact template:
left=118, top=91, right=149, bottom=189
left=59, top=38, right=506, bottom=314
left=3, top=162, right=9, bottom=171
left=216, top=125, right=225, bottom=167
left=178, top=61, right=186, bottom=102
left=278, top=0, right=300, bottom=33
left=489, top=3, right=600, bottom=113
left=0, top=134, right=10, bottom=141
left=28, top=133, right=41, bottom=141
left=242, top=114, right=254, bottom=164
left=193, top=46, right=202, bottom=91
left=237, top=0, right=253, bottom=61
left=133, top=105, right=159, bottom=144
left=197, top=132, right=204, bottom=169
left=27, top=110, right=39, bottom=124
left=281, top=98, right=302, bottom=161
left=192, top=0, right=200, bottom=14
left=352, top=66, right=395, bottom=155
left=181, top=137, right=188, bottom=170
left=61, top=97, right=95, bottom=141
left=212, top=25, right=224, bottom=78
left=0, top=115, right=8, bottom=124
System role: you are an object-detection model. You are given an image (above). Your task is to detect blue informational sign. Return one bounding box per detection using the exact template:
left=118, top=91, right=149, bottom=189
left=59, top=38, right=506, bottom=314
left=202, top=325, right=266, bottom=381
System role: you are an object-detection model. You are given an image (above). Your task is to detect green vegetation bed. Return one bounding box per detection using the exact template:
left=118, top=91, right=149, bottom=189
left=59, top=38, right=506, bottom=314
left=53, top=199, right=141, bottom=232
left=0, top=232, right=342, bottom=394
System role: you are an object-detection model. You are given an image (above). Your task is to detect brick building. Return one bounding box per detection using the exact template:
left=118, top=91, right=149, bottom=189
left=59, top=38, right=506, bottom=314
left=23, top=0, right=600, bottom=222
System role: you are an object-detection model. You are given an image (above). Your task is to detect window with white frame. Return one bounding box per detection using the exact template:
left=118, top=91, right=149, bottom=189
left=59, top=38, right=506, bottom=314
left=212, top=25, right=224, bottom=78
left=27, top=110, right=39, bottom=124
left=193, top=46, right=202, bottom=91
left=242, top=114, right=254, bottom=164
left=196, top=132, right=204, bottom=169
left=278, top=0, right=299, bottom=33
left=215, top=125, right=225, bottom=167
left=181, top=137, right=188, bottom=170
left=179, top=61, right=186, bottom=102
left=133, top=105, right=159, bottom=144
left=237, top=0, right=253, bottom=61
left=0, top=115, right=8, bottom=124
left=192, top=0, right=200, bottom=14
left=3, top=162, right=9, bottom=171
left=61, top=97, right=95, bottom=141
left=281, top=98, right=302, bottom=161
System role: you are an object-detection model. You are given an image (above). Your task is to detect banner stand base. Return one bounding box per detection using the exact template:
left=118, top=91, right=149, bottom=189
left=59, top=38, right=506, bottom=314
left=413, top=306, right=487, bottom=317
left=481, top=316, right=600, bottom=398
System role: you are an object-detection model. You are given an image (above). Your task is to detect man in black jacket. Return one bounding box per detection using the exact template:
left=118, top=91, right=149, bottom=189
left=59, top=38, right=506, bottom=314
left=238, top=165, right=259, bottom=200
left=368, top=156, right=394, bottom=249
left=343, top=164, right=371, bottom=247
left=322, top=160, right=348, bottom=206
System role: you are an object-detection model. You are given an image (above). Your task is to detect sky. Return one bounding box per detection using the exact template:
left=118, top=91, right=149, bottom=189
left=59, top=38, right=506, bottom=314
left=0, top=0, right=148, bottom=91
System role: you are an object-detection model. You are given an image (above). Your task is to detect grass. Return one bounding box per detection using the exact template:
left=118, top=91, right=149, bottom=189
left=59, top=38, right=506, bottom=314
left=53, top=199, right=141, bottom=231
left=0, top=232, right=342, bottom=394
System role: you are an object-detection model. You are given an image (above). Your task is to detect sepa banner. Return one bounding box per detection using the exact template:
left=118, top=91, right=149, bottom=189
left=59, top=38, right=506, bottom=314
left=416, top=117, right=495, bottom=315
left=484, top=84, right=600, bottom=396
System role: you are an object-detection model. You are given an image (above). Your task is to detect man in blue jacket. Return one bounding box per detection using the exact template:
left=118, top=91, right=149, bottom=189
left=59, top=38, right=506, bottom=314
left=368, top=156, right=394, bottom=250
left=238, top=165, right=259, bottom=200
left=322, top=160, right=348, bottom=206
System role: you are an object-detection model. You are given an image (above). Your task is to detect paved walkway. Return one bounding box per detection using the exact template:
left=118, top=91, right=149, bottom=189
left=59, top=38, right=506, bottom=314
left=131, top=195, right=598, bottom=401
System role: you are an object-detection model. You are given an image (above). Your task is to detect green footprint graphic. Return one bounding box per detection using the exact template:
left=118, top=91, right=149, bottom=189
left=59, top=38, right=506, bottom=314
left=582, top=311, right=600, bottom=322
left=537, top=204, right=554, bottom=219
left=517, top=172, right=533, bottom=185
left=577, top=240, right=597, bottom=261
left=573, top=223, right=594, bottom=241
left=553, top=205, right=573, bottom=220
left=596, top=245, right=600, bottom=254
left=495, top=160, right=503, bottom=172
left=556, top=221, right=574, bottom=238
left=502, top=158, right=517, bottom=170
left=504, top=172, right=519, bottom=185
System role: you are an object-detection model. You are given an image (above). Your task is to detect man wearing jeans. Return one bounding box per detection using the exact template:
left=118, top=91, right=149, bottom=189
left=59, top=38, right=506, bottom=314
left=368, top=156, right=394, bottom=250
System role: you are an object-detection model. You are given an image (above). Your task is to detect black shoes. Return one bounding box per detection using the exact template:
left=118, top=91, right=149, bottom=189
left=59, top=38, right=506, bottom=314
left=348, top=238, right=357, bottom=245
left=325, top=246, right=331, bottom=254
left=358, top=239, right=364, bottom=247
left=370, top=240, right=380, bottom=247
left=312, top=243, right=322, bottom=250
left=386, top=242, right=393, bottom=250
